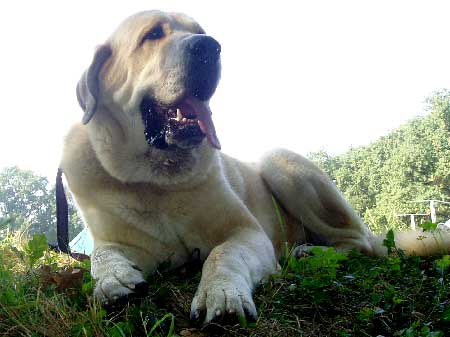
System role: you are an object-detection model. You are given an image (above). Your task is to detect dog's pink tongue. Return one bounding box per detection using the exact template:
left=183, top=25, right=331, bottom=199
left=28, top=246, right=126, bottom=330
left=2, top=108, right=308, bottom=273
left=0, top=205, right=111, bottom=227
left=179, top=97, right=221, bottom=150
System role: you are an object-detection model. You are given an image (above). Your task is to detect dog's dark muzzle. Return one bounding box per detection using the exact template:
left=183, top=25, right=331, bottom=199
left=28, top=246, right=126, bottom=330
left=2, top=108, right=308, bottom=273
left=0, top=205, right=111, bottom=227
left=185, top=35, right=221, bottom=101
left=140, top=35, right=222, bottom=151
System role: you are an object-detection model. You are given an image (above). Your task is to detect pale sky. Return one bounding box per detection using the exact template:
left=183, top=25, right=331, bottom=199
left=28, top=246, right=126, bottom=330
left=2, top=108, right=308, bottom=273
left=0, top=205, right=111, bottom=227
left=1, top=0, right=449, bottom=179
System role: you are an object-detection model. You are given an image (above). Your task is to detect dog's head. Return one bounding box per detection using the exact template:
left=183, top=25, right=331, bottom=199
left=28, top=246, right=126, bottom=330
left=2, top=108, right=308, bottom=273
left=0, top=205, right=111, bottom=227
left=76, top=11, right=222, bottom=185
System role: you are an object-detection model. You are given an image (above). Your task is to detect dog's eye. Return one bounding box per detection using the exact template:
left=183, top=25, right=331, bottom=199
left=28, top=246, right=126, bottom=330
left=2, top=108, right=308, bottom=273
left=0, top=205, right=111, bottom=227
left=142, top=25, right=165, bottom=42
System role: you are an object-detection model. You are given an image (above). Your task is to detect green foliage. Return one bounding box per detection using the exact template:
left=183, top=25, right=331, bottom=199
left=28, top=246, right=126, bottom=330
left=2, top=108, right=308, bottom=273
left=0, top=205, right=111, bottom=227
left=425, top=89, right=450, bottom=133
left=0, top=166, right=83, bottom=242
left=105, top=321, right=133, bottom=337
left=383, top=229, right=397, bottom=255
left=23, top=233, right=48, bottom=267
left=397, top=321, right=444, bottom=337
left=267, top=246, right=450, bottom=336
left=0, top=233, right=176, bottom=337
left=284, top=247, right=347, bottom=291
left=435, top=255, right=450, bottom=273
left=309, top=90, right=450, bottom=232
left=144, top=313, right=175, bottom=337
left=420, top=221, right=439, bottom=232
left=2, top=233, right=450, bottom=336
left=0, top=216, right=11, bottom=229
left=443, top=307, right=450, bottom=322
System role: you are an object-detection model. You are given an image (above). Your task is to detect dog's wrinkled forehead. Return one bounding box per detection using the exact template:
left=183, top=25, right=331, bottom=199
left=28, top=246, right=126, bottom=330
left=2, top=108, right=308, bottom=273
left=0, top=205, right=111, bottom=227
left=109, top=10, right=205, bottom=48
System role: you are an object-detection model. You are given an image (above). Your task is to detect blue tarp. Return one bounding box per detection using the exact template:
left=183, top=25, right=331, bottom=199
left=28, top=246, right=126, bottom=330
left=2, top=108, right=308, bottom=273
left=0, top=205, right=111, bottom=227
left=69, top=228, right=93, bottom=255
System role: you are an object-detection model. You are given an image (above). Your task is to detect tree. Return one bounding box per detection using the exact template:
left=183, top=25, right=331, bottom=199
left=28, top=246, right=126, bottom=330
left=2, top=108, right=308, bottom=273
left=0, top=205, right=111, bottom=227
left=0, top=166, right=83, bottom=242
left=308, top=90, right=450, bottom=232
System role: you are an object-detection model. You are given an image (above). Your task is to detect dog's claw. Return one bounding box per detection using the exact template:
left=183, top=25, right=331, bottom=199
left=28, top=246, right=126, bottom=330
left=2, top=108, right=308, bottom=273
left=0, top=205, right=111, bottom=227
left=191, top=275, right=256, bottom=326
left=191, top=310, right=200, bottom=321
left=243, top=306, right=258, bottom=321
left=134, top=281, right=149, bottom=295
left=190, top=310, right=200, bottom=321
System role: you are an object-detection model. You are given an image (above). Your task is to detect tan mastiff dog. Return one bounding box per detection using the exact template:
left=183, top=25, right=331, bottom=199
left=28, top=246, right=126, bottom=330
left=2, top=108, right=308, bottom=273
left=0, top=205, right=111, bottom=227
left=61, top=10, right=450, bottom=324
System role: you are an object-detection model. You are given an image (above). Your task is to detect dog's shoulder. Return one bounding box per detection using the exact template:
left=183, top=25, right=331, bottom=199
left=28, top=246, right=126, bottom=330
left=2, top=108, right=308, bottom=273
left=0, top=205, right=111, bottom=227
left=218, top=153, right=269, bottom=200
left=220, top=153, right=260, bottom=184
left=60, top=123, right=111, bottom=195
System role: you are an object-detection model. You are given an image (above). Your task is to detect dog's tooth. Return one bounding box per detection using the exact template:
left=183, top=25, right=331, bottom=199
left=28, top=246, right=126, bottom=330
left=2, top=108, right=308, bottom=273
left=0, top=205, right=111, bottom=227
left=163, top=159, right=175, bottom=166
left=182, top=118, right=188, bottom=123
left=176, top=109, right=183, bottom=121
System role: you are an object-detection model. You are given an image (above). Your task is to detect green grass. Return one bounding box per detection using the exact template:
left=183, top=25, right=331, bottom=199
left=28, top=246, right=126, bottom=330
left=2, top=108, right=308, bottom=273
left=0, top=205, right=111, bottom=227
left=1, top=231, right=450, bottom=337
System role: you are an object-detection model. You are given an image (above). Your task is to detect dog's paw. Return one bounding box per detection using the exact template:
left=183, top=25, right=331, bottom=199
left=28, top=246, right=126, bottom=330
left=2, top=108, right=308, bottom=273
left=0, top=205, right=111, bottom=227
left=190, top=275, right=257, bottom=325
left=93, top=262, right=148, bottom=305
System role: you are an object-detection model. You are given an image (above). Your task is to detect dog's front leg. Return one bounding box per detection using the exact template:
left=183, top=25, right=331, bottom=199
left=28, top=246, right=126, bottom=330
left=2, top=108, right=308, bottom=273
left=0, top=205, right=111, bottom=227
left=191, top=229, right=278, bottom=324
left=91, top=244, right=148, bottom=305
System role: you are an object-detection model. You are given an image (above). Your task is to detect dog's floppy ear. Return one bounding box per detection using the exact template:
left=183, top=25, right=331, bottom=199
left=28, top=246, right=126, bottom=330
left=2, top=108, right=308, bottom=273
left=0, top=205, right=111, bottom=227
left=76, top=44, right=112, bottom=124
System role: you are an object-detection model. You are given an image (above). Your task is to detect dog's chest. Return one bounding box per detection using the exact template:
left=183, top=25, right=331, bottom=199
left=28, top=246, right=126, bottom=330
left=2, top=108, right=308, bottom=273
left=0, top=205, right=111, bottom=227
left=114, top=191, right=191, bottom=235
left=109, top=186, right=225, bottom=260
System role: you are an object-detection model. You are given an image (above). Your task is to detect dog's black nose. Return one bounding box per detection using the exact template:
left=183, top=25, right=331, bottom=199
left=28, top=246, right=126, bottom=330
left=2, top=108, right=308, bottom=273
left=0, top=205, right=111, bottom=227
left=185, top=35, right=221, bottom=101
left=188, top=36, right=221, bottom=65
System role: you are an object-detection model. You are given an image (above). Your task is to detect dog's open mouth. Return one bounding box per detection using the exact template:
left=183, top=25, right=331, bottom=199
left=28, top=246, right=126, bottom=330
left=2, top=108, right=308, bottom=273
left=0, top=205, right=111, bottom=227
left=140, top=96, right=221, bottom=150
